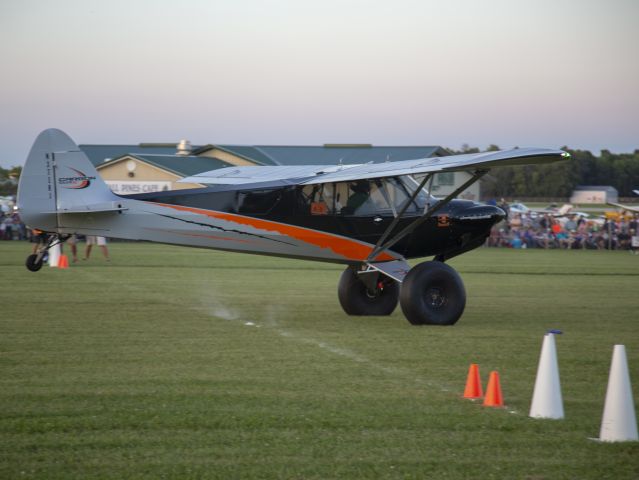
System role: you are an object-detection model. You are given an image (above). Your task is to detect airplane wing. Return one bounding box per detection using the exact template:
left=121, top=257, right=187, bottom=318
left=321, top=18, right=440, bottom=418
left=181, top=164, right=364, bottom=186
left=607, top=202, right=639, bottom=214
left=179, top=147, right=569, bottom=186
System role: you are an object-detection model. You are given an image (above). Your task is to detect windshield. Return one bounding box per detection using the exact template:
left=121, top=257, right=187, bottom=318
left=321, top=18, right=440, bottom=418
left=402, top=175, right=438, bottom=208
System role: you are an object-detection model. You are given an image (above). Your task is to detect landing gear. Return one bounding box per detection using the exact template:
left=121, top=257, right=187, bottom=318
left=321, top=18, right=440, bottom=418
left=399, top=261, right=466, bottom=325
left=26, top=254, right=44, bottom=272
left=338, top=267, right=399, bottom=316
left=24, top=233, right=67, bottom=273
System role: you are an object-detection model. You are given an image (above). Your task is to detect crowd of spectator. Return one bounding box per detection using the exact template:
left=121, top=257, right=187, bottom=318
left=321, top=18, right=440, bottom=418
left=488, top=201, right=639, bottom=252
left=0, top=210, right=28, bottom=241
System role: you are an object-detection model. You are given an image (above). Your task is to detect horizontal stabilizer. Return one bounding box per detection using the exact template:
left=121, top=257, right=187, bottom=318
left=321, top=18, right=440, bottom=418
left=46, top=201, right=128, bottom=214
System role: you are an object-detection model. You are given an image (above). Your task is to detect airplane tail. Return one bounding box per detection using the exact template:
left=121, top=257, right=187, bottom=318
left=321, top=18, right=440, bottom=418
left=17, top=129, right=122, bottom=232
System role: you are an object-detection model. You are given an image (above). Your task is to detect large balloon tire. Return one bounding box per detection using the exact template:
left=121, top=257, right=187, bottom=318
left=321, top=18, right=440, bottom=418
left=338, top=267, right=399, bottom=316
left=26, top=254, right=44, bottom=272
left=399, top=261, right=466, bottom=325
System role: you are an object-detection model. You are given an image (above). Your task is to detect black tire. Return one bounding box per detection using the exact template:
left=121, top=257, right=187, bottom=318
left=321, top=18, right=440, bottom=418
left=26, top=254, right=44, bottom=272
left=399, top=261, right=466, bottom=325
left=338, top=267, right=399, bottom=316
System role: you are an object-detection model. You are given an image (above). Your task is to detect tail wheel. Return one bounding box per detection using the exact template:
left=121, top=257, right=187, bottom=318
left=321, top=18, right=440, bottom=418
left=338, top=267, right=399, bottom=316
left=399, top=261, right=466, bottom=325
left=26, top=254, right=44, bottom=272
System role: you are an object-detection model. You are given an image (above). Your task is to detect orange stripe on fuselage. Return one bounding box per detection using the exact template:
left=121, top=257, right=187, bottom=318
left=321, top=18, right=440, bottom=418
left=150, top=202, right=396, bottom=262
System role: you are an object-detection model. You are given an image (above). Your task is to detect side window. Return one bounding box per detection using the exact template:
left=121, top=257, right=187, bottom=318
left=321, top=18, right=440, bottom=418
left=301, top=184, right=336, bottom=215
left=334, top=182, right=350, bottom=213
left=237, top=189, right=282, bottom=215
left=339, top=180, right=391, bottom=215
left=299, top=180, right=425, bottom=216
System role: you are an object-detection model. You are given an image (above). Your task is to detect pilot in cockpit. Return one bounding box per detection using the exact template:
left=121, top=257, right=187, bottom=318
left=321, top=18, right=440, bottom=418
left=343, top=180, right=370, bottom=214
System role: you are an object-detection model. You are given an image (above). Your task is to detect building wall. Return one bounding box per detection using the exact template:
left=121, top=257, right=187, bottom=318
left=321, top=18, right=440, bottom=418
left=570, top=189, right=618, bottom=204
left=97, top=157, right=202, bottom=194
left=430, top=172, right=480, bottom=201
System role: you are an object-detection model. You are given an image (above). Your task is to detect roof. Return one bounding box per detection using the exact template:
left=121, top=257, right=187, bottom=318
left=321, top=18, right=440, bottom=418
left=80, top=144, right=198, bottom=167
left=193, top=145, right=279, bottom=166
left=98, top=154, right=232, bottom=177
left=85, top=143, right=450, bottom=177
left=195, top=145, right=450, bottom=166
left=574, top=185, right=618, bottom=192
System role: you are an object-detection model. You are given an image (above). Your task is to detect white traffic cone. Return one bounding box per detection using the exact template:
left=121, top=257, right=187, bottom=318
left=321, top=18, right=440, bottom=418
left=529, top=333, right=564, bottom=419
left=599, top=345, right=638, bottom=442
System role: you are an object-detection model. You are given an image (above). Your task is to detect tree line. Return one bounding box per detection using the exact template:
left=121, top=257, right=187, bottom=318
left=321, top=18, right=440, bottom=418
left=452, top=146, right=639, bottom=199
left=0, top=166, right=21, bottom=196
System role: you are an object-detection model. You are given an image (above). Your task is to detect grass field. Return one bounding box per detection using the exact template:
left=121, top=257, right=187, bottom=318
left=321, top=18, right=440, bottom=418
left=1, top=242, right=638, bottom=479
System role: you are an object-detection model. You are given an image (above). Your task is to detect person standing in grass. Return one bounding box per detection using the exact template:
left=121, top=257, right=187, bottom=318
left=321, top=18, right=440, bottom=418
left=84, top=236, right=110, bottom=261
left=66, top=234, right=80, bottom=263
left=630, top=229, right=639, bottom=255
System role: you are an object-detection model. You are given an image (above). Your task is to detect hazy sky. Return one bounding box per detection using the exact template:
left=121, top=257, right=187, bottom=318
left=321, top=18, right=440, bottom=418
left=1, top=0, right=637, bottom=167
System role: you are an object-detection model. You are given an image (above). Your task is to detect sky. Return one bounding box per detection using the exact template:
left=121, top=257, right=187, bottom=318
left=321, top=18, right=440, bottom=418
left=1, top=0, right=638, bottom=167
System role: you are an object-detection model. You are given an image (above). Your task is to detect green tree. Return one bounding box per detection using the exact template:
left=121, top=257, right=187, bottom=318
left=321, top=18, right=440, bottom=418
left=0, top=166, right=21, bottom=196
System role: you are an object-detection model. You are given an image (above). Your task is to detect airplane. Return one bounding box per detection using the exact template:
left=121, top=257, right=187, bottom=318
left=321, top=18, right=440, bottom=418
left=18, top=129, right=569, bottom=326
left=607, top=190, right=639, bottom=214
left=508, top=201, right=575, bottom=218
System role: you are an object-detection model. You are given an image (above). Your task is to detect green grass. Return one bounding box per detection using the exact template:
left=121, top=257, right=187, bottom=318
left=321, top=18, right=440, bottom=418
left=1, top=242, right=638, bottom=479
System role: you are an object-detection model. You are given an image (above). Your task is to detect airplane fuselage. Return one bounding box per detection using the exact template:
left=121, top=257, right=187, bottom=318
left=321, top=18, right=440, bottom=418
left=128, top=182, right=505, bottom=262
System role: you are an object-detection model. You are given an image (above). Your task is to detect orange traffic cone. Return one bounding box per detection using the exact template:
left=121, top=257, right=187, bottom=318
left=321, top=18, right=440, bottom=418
left=58, top=254, right=69, bottom=269
left=483, top=371, right=504, bottom=407
left=464, top=363, right=483, bottom=399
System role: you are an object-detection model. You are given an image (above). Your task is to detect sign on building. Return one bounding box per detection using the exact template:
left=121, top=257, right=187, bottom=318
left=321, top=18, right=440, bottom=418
left=106, top=181, right=172, bottom=195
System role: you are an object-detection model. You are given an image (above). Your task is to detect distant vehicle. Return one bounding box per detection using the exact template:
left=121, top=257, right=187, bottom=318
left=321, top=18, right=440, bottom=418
left=604, top=210, right=638, bottom=221
left=18, top=129, right=568, bottom=326
left=507, top=202, right=573, bottom=218
left=508, top=202, right=531, bottom=214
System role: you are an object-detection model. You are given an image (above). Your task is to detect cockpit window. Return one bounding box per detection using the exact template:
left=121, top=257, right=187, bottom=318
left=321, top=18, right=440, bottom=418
left=238, top=189, right=282, bottom=214
left=340, top=180, right=390, bottom=215
left=301, top=184, right=335, bottom=215
left=300, top=176, right=436, bottom=216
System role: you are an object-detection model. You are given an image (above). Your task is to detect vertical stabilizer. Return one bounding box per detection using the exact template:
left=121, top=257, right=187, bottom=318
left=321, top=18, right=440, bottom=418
left=18, top=129, right=119, bottom=231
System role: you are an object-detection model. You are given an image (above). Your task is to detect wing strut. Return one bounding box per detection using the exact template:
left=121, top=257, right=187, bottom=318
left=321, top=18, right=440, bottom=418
left=366, top=169, right=488, bottom=262
left=368, top=173, right=434, bottom=260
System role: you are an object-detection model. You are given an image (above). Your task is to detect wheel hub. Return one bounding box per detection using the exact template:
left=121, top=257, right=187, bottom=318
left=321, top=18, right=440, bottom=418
left=365, top=288, right=382, bottom=299
left=365, top=280, right=387, bottom=299
left=425, top=287, right=447, bottom=308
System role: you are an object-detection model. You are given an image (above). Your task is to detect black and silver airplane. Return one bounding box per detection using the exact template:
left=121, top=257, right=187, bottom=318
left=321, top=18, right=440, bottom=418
left=18, top=129, right=568, bottom=325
